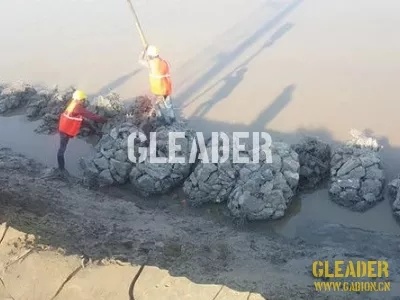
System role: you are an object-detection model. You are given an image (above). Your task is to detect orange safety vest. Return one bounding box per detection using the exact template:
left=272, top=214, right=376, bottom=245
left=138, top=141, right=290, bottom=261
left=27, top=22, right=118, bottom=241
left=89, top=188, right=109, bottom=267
left=58, top=100, right=83, bottom=137
left=148, top=57, right=172, bottom=96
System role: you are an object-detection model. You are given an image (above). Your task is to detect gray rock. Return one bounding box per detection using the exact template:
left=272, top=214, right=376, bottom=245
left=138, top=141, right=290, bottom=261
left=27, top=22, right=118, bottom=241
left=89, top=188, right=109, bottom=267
left=337, top=158, right=360, bottom=177
left=337, top=179, right=360, bottom=189
left=389, top=178, right=400, bottom=221
left=110, top=158, right=132, bottom=179
left=110, top=128, right=119, bottom=139
left=360, top=179, right=382, bottom=197
left=345, top=166, right=365, bottom=179
left=114, top=149, right=128, bottom=162
left=81, top=159, right=102, bottom=188
left=98, top=170, right=114, bottom=187
left=388, top=178, right=400, bottom=200
left=282, top=158, right=299, bottom=173
left=365, top=166, right=384, bottom=180
left=271, top=154, right=282, bottom=171
left=363, top=193, right=376, bottom=203
left=93, top=157, right=109, bottom=171
left=360, top=155, right=380, bottom=168
left=101, top=149, right=115, bottom=159
left=329, top=182, right=342, bottom=195
left=284, top=171, right=300, bottom=189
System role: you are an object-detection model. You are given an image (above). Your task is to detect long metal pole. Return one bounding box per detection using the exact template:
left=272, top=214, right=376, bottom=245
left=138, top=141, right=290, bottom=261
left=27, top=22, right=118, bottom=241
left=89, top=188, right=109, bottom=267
left=126, top=0, right=148, bottom=48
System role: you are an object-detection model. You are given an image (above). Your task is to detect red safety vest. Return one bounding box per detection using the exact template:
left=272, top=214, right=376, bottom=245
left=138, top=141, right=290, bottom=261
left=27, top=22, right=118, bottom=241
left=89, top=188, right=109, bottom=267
left=58, top=100, right=83, bottom=137
left=149, top=57, right=172, bottom=96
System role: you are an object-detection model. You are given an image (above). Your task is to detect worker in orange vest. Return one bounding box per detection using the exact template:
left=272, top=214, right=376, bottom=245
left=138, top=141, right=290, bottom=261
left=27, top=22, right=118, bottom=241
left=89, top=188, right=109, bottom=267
left=57, top=90, right=107, bottom=172
left=139, top=45, right=175, bottom=122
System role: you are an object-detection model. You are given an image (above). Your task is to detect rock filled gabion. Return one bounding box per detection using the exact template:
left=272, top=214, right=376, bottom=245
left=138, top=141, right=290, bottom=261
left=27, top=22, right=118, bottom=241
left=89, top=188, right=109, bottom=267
left=183, top=136, right=243, bottom=206
left=388, top=178, right=400, bottom=221
left=129, top=121, right=196, bottom=196
left=291, top=137, right=331, bottom=190
left=329, top=131, right=385, bottom=211
left=0, top=82, right=37, bottom=114
left=79, top=122, right=145, bottom=188
left=227, top=142, right=300, bottom=221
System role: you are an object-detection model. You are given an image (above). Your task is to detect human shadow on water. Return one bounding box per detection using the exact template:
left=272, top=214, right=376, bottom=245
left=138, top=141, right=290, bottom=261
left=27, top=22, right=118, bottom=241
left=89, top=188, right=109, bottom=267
left=190, top=67, right=248, bottom=118
left=175, top=0, right=303, bottom=107
left=184, top=22, right=295, bottom=114
left=91, top=69, right=141, bottom=98
left=185, top=83, right=297, bottom=138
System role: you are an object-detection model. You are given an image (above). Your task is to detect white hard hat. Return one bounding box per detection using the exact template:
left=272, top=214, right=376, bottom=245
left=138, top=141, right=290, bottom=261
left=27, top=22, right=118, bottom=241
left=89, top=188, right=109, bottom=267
left=146, top=45, right=159, bottom=57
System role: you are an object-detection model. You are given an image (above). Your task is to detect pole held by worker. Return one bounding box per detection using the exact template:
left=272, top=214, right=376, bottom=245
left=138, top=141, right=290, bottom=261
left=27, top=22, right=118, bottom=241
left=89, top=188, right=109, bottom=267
left=125, top=0, right=148, bottom=48
left=125, top=0, right=176, bottom=124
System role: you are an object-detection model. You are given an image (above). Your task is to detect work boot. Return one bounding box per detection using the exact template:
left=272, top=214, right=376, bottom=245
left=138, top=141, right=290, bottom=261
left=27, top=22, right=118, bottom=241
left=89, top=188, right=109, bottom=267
left=41, top=167, right=70, bottom=181
left=41, top=167, right=62, bottom=180
left=60, top=168, right=71, bottom=179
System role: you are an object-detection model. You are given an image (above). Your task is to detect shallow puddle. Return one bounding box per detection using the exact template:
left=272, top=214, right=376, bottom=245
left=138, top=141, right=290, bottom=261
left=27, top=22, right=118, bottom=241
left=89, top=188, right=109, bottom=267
left=0, top=115, right=95, bottom=176
left=267, top=187, right=400, bottom=238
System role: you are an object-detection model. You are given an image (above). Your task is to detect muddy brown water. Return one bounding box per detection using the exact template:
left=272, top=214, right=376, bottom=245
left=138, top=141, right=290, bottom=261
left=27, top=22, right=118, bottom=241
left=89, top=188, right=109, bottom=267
left=0, top=115, right=399, bottom=239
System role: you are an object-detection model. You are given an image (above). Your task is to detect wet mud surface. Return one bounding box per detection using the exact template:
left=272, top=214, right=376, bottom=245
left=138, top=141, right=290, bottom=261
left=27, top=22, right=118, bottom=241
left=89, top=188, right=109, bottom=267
left=0, top=148, right=399, bottom=299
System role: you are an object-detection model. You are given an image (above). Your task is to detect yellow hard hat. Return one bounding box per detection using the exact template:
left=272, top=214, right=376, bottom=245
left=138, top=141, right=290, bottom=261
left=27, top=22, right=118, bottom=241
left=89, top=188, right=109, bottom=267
left=72, top=90, right=87, bottom=101
left=146, top=45, right=159, bottom=57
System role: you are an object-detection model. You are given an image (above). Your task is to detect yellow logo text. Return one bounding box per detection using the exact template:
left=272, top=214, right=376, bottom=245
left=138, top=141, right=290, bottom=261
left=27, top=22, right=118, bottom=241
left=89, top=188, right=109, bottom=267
left=312, top=260, right=389, bottom=278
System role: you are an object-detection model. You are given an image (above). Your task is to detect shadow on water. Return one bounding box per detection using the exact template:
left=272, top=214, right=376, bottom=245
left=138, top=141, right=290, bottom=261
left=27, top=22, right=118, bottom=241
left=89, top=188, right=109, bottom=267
left=184, top=22, right=295, bottom=113
left=175, top=0, right=304, bottom=107
left=91, top=69, right=141, bottom=98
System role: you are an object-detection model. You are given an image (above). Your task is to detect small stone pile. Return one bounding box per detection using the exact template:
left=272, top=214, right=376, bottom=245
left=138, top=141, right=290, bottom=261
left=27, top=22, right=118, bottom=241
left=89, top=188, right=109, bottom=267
left=292, top=137, right=331, bottom=190
left=329, top=130, right=385, bottom=211
left=129, top=121, right=196, bottom=196
left=227, top=142, right=300, bottom=221
left=0, top=82, right=37, bottom=114
left=387, top=178, right=400, bottom=221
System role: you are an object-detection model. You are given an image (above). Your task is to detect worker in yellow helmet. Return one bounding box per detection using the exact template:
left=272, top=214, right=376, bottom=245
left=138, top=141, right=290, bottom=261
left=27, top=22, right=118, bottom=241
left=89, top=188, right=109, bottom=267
left=57, top=90, right=107, bottom=174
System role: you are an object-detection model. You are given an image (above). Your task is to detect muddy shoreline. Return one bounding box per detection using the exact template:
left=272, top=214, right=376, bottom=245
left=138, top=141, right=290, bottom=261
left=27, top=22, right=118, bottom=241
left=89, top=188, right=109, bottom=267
left=0, top=148, right=400, bottom=299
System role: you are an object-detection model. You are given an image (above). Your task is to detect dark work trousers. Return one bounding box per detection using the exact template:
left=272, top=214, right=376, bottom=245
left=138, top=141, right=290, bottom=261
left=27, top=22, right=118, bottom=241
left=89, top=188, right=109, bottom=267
left=57, top=132, right=71, bottom=170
